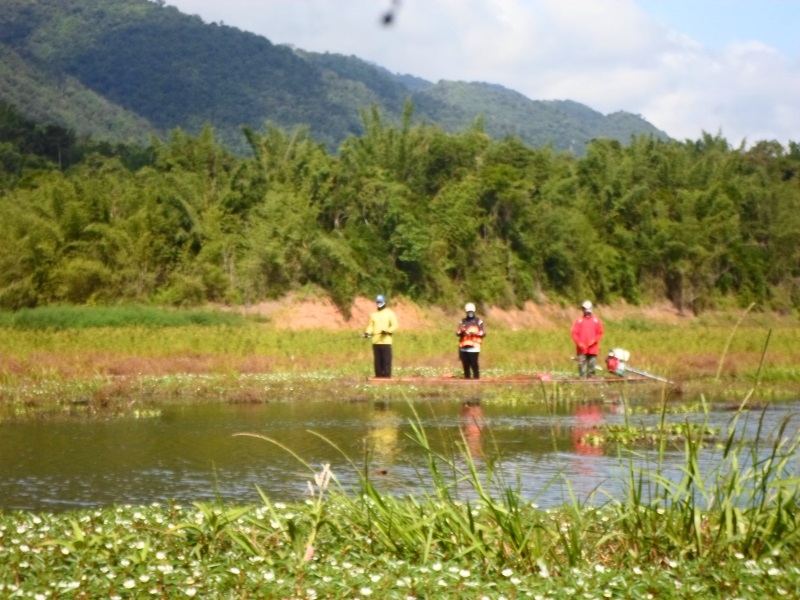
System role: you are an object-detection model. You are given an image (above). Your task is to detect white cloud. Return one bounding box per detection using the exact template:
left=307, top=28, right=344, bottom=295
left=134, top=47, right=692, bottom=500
left=165, top=0, right=800, bottom=144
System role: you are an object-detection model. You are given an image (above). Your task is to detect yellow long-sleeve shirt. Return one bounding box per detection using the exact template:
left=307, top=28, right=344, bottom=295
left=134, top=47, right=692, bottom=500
left=365, top=308, right=398, bottom=345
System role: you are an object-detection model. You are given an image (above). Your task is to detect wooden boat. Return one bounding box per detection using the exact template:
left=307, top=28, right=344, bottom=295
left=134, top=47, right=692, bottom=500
left=366, top=373, right=657, bottom=385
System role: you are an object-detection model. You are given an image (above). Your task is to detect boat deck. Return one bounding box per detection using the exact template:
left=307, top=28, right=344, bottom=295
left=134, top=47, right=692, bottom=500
left=366, top=374, right=655, bottom=385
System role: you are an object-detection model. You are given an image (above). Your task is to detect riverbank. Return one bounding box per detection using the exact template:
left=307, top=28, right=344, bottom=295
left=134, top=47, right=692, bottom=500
left=1, top=301, right=798, bottom=417
left=2, top=500, right=798, bottom=599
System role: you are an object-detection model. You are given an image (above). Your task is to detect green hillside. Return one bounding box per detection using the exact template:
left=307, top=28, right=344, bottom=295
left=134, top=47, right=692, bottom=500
left=0, top=45, right=155, bottom=144
left=0, top=0, right=668, bottom=153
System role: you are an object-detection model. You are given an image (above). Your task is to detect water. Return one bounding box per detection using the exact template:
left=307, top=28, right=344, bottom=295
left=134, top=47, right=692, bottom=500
left=1, top=396, right=798, bottom=511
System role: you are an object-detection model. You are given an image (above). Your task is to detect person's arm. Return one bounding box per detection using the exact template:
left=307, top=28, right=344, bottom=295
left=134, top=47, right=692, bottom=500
left=365, top=314, right=375, bottom=337
left=381, top=310, right=397, bottom=335
left=572, top=320, right=586, bottom=353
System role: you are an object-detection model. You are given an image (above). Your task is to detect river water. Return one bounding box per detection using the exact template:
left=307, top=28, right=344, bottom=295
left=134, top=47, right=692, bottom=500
left=2, top=394, right=798, bottom=511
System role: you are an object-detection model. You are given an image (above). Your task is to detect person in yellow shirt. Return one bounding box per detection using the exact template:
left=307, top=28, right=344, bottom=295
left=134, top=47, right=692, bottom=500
left=364, top=294, right=398, bottom=378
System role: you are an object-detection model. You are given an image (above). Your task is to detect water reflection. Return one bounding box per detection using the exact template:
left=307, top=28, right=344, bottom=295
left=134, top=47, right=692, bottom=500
left=0, top=397, right=797, bottom=511
left=571, top=403, right=604, bottom=457
left=366, top=401, right=400, bottom=474
left=460, top=398, right=485, bottom=458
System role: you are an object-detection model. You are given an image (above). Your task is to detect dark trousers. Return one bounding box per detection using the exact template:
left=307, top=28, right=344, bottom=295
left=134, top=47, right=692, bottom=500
left=577, top=354, right=597, bottom=378
left=459, top=350, right=480, bottom=379
left=373, top=344, right=392, bottom=378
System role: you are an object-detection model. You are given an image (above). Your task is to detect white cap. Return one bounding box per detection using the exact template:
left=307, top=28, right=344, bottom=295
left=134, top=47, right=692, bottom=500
left=464, top=302, right=476, bottom=313
left=581, top=300, right=593, bottom=312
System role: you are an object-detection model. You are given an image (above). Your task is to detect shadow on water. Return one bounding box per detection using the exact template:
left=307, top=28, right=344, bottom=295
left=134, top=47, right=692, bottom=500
left=1, top=391, right=798, bottom=511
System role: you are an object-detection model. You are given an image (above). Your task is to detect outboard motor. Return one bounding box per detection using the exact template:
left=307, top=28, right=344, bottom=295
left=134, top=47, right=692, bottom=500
left=606, top=348, right=630, bottom=376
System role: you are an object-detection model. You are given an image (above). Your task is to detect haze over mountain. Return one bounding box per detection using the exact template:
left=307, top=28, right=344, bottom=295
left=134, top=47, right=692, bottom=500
left=0, top=0, right=669, bottom=153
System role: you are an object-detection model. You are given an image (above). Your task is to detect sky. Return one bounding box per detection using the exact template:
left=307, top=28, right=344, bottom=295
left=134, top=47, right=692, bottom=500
left=164, top=0, right=800, bottom=145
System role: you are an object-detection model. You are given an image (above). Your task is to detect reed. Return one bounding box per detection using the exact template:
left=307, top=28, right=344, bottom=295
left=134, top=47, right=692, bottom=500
left=224, top=392, right=798, bottom=582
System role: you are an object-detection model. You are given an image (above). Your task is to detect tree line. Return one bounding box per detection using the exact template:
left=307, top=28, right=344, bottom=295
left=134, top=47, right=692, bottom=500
left=1, top=103, right=799, bottom=314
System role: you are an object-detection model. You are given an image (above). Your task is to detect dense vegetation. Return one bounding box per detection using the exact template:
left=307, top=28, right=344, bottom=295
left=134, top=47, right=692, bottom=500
left=0, top=0, right=665, bottom=153
left=1, top=103, right=799, bottom=314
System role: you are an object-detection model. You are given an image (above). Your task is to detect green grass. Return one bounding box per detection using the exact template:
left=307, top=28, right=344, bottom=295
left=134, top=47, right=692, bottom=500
left=0, top=304, right=248, bottom=330
left=0, top=308, right=798, bottom=414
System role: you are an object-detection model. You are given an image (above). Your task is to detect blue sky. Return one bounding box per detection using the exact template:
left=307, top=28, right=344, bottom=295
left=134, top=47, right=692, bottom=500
left=165, top=0, right=800, bottom=144
left=639, top=0, right=799, bottom=56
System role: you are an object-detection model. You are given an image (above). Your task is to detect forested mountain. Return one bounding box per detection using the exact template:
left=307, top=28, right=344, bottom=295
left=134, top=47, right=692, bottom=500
left=0, top=0, right=667, bottom=153
left=1, top=102, right=799, bottom=314
left=0, top=45, right=155, bottom=145
left=3, top=0, right=797, bottom=316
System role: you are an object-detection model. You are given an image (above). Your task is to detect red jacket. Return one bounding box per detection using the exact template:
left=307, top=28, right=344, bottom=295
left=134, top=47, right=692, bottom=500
left=571, top=315, right=604, bottom=355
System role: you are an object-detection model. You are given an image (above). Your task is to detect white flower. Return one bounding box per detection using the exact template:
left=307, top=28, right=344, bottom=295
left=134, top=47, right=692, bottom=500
left=501, top=568, right=513, bottom=577
left=123, top=579, right=136, bottom=589
left=229, top=567, right=241, bottom=575
left=459, top=569, right=470, bottom=578
left=314, top=463, right=333, bottom=491
left=538, top=563, right=550, bottom=578
left=359, top=587, right=373, bottom=596
left=264, top=571, right=275, bottom=582
left=185, top=588, right=197, bottom=597
left=432, top=562, right=442, bottom=572
left=594, top=564, right=606, bottom=573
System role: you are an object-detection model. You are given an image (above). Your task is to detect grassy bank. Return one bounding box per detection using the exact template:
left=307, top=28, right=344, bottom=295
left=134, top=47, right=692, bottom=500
left=0, top=305, right=798, bottom=415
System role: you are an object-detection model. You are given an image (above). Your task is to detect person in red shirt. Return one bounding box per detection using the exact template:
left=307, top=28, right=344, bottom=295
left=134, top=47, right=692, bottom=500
left=571, top=300, right=604, bottom=378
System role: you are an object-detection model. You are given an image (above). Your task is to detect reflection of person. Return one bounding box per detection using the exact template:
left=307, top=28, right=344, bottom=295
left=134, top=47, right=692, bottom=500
left=570, top=300, right=604, bottom=378
left=460, top=399, right=484, bottom=458
left=456, top=303, right=486, bottom=379
left=364, top=294, right=398, bottom=378
left=367, top=401, right=400, bottom=469
left=571, top=403, right=604, bottom=457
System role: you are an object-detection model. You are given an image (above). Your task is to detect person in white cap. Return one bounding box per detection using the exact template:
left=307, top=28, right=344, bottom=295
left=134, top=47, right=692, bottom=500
left=570, top=300, right=604, bottom=378
left=456, top=302, right=486, bottom=379
left=364, top=294, right=398, bottom=377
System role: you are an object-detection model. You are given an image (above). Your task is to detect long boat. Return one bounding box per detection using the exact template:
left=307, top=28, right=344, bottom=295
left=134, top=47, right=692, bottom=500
left=366, top=373, right=659, bottom=385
